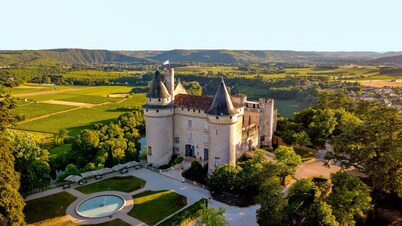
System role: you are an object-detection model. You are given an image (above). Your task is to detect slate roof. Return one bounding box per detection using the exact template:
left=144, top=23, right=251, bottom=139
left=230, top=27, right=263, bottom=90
left=146, top=70, right=171, bottom=98
left=174, top=79, right=241, bottom=115
left=174, top=94, right=213, bottom=111
left=206, top=79, right=237, bottom=115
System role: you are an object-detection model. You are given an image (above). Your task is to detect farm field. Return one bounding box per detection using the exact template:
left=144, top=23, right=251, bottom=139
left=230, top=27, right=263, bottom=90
left=175, top=65, right=402, bottom=81
left=16, top=93, right=146, bottom=136
left=9, top=84, right=146, bottom=135
left=11, top=103, right=76, bottom=119
left=275, top=99, right=304, bottom=118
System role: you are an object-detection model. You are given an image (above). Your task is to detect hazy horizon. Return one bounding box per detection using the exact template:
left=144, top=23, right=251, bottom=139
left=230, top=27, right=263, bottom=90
left=1, top=48, right=401, bottom=53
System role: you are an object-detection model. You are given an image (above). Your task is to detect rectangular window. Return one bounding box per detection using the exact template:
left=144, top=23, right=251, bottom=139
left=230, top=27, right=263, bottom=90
left=216, top=130, right=218, bottom=136
left=187, top=133, right=192, bottom=141
left=214, top=157, right=220, bottom=167
left=204, top=148, right=209, bottom=160
left=174, top=137, right=180, bottom=144
left=204, top=122, right=209, bottom=130
left=204, top=135, right=209, bottom=144
left=188, top=120, right=192, bottom=128
left=174, top=146, right=179, bottom=152
left=147, top=146, right=152, bottom=156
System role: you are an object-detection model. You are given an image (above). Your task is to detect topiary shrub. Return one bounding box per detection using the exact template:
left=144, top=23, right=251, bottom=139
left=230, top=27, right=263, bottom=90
left=174, top=156, right=184, bottom=165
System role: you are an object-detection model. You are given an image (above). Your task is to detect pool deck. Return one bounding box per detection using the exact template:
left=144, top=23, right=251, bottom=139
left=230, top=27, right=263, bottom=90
left=26, top=168, right=258, bottom=226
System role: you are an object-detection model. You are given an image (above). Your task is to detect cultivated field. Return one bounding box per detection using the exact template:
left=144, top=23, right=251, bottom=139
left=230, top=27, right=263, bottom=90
left=9, top=85, right=146, bottom=136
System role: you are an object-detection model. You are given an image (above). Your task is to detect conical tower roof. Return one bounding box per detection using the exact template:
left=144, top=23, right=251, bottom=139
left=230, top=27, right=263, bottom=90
left=206, top=79, right=236, bottom=116
left=174, top=79, right=187, bottom=95
left=147, top=70, right=171, bottom=98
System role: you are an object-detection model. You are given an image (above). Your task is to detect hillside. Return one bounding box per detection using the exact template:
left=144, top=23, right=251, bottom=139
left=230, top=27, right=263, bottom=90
left=1, top=49, right=402, bottom=65
left=127, top=49, right=384, bottom=64
left=372, top=54, right=402, bottom=65
left=0, top=49, right=151, bottom=66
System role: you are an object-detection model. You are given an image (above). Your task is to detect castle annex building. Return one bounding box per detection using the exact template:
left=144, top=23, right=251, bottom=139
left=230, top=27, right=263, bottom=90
left=143, top=67, right=277, bottom=173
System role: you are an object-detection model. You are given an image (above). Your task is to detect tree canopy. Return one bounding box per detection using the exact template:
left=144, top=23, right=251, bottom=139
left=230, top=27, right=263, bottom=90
left=326, top=172, right=372, bottom=226
left=0, top=99, right=25, bottom=225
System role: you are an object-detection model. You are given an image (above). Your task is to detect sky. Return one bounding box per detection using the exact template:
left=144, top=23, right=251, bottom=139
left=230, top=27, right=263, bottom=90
left=0, top=0, right=401, bottom=51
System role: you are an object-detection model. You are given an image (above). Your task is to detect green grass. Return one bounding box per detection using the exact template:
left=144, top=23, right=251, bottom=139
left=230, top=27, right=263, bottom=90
left=15, top=94, right=146, bottom=136
left=237, top=85, right=267, bottom=100
left=24, top=192, right=77, bottom=224
left=92, top=219, right=131, bottom=226
left=12, top=103, right=76, bottom=119
left=49, top=143, right=72, bottom=159
left=75, top=176, right=146, bottom=194
left=294, top=148, right=316, bottom=161
left=159, top=198, right=207, bottom=226
left=26, top=93, right=122, bottom=104
left=274, top=99, right=304, bottom=118
left=128, top=190, right=187, bottom=225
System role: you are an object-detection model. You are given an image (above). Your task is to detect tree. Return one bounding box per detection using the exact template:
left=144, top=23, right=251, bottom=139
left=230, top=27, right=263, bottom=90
left=57, top=164, right=80, bottom=183
left=184, top=81, right=202, bottom=96
left=10, top=132, right=51, bottom=193
left=288, top=178, right=318, bottom=199
left=196, top=206, right=227, bottom=226
left=292, top=131, right=311, bottom=149
left=54, top=128, right=68, bottom=145
left=274, top=146, right=302, bottom=177
left=332, top=108, right=362, bottom=136
left=327, top=103, right=402, bottom=197
left=303, top=200, right=339, bottom=226
left=326, top=172, right=372, bottom=226
left=0, top=99, right=25, bottom=225
left=307, top=109, right=338, bottom=148
left=208, top=164, right=241, bottom=194
left=256, top=177, right=288, bottom=226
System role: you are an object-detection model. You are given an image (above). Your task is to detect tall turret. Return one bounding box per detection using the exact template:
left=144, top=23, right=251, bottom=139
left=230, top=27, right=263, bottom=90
left=164, top=68, right=175, bottom=99
left=206, top=79, right=239, bottom=174
left=143, top=70, right=174, bottom=167
left=259, top=98, right=274, bottom=146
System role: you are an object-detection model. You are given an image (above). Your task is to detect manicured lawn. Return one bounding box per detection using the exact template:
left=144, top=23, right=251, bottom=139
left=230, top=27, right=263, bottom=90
left=75, top=176, right=146, bottom=194
left=92, top=219, right=131, bottom=226
left=128, top=190, right=187, bottom=225
left=24, top=191, right=77, bottom=224
left=159, top=198, right=207, bottom=226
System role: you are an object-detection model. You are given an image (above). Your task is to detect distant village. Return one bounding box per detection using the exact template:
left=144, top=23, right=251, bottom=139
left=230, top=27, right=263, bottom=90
left=350, top=86, right=402, bottom=115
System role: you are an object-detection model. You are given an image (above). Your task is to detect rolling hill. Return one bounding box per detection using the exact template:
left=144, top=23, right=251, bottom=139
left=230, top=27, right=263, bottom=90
left=372, top=54, right=402, bottom=65
left=1, top=48, right=402, bottom=65
left=0, top=49, right=151, bottom=66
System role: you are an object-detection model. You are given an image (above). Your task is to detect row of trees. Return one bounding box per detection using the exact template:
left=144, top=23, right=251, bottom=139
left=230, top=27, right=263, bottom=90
left=0, top=99, right=25, bottom=225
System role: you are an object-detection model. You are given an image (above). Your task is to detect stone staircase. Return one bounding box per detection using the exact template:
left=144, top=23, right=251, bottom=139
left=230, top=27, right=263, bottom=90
left=159, top=161, right=192, bottom=182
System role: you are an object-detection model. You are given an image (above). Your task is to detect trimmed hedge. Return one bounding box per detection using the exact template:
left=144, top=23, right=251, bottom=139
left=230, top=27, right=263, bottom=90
left=158, top=198, right=208, bottom=226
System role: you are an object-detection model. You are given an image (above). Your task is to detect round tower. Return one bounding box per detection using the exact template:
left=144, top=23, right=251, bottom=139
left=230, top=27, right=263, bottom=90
left=143, top=70, right=174, bottom=167
left=206, top=79, right=238, bottom=174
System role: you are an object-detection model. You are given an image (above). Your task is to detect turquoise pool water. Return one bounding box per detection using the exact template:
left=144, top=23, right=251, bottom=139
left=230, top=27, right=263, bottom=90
left=76, top=195, right=125, bottom=218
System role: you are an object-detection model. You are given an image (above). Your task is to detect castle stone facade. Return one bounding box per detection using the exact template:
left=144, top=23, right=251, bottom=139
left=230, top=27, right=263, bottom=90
left=143, top=67, right=277, bottom=173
